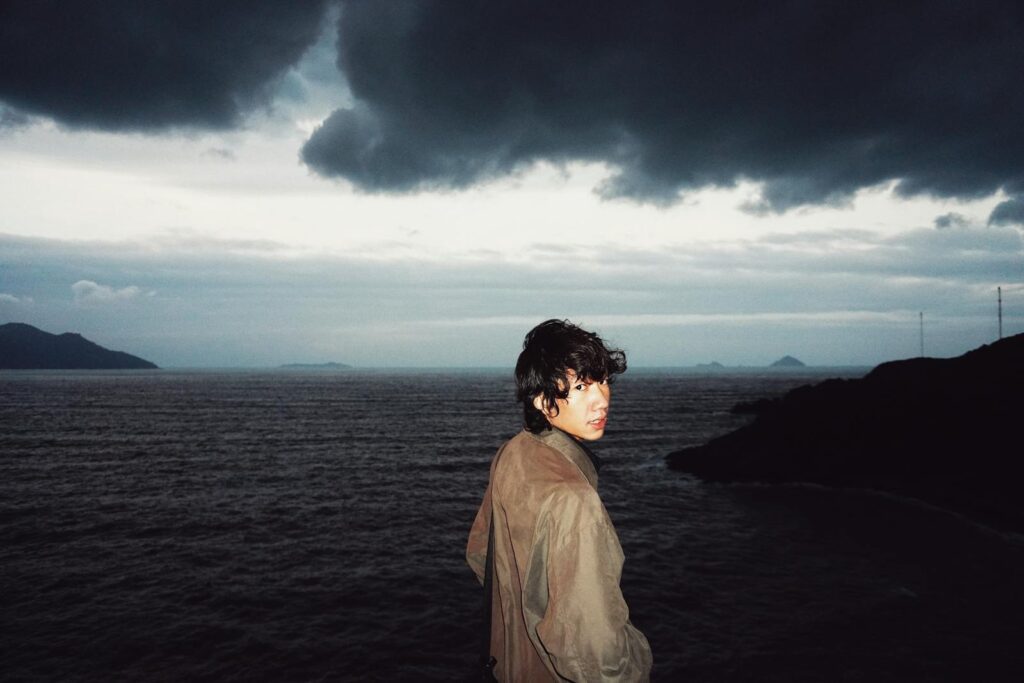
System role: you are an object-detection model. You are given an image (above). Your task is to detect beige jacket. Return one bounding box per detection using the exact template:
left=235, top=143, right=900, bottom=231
left=467, top=428, right=653, bottom=682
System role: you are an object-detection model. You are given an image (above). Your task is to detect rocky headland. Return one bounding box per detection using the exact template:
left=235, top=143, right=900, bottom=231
left=0, top=322, right=158, bottom=369
left=667, top=333, right=1024, bottom=532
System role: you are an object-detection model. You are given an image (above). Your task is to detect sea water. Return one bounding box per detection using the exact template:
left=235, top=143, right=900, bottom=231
left=2, top=369, right=1023, bottom=681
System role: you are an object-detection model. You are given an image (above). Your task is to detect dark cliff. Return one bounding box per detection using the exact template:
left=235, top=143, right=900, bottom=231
left=0, top=322, right=158, bottom=369
left=667, top=333, right=1024, bottom=532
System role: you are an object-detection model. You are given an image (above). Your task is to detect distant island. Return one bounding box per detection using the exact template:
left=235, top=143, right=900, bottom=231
left=667, top=333, right=1024, bottom=533
left=0, top=322, right=158, bottom=369
left=279, top=362, right=352, bottom=369
left=692, top=357, right=809, bottom=369
left=770, top=355, right=806, bottom=367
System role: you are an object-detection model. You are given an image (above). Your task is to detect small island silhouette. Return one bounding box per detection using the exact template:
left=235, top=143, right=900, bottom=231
left=694, top=357, right=808, bottom=369
left=279, top=362, right=352, bottom=369
left=0, top=322, right=158, bottom=369
left=668, top=333, right=1024, bottom=533
left=770, top=355, right=806, bottom=367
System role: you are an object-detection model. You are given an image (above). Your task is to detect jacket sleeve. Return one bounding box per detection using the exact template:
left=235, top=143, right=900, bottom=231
left=467, top=442, right=510, bottom=584
left=466, top=484, right=491, bottom=585
left=529, top=486, right=653, bottom=682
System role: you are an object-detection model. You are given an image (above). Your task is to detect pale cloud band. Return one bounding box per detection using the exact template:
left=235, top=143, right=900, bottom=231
left=0, top=292, right=32, bottom=305
left=413, top=311, right=917, bottom=329
left=71, top=280, right=149, bottom=306
left=1, top=228, right=1018, bottom=367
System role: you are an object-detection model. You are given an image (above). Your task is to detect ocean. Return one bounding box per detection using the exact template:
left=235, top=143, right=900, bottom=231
left=2, top=369, right=1023, bottom=681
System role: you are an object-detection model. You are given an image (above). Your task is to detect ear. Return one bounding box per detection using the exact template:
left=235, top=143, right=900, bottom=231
left=532, top=393, right=551, bottom=417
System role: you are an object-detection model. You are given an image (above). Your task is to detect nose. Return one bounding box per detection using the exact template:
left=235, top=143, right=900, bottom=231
left=592, top=382, right=610, bottom=410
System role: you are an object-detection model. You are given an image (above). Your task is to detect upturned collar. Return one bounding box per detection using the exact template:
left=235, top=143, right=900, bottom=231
left=531, top=427, right=601, bottom=489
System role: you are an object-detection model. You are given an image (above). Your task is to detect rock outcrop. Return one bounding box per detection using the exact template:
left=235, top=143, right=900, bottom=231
left=667, top=333, right=1024, bottom=532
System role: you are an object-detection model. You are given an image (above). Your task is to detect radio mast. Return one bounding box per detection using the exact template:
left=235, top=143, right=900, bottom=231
left=919, top=311, right=924, bottom=357
left=998, top=286, right=1003, bottom=340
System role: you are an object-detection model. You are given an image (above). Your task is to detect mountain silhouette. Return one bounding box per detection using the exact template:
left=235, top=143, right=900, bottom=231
left=0, top=322, right=158, bottom=369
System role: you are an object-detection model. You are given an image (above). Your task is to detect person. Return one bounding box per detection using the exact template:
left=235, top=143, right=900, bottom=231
left=466, top=319, right=653, bottom=682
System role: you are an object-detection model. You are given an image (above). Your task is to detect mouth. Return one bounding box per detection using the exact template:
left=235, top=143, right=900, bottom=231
left=589, top=416, right=608, bottom=430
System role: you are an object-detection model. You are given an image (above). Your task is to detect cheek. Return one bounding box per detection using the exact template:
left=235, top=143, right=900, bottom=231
left=569, top=397, right=589, bottom=417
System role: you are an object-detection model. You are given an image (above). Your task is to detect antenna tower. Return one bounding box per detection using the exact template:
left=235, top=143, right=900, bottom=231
left=919, top=311, right=924, bottom=357
left=998, top=286, right=1003, bottom=340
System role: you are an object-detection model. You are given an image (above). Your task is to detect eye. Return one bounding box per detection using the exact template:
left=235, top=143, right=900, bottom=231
left=574, top=383, right=586, bottom=392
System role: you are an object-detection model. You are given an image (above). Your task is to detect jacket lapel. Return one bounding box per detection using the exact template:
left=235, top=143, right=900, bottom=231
left=535, top=428, right=600, bottom=489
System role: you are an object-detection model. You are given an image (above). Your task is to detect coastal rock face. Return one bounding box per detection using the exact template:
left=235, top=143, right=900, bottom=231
left=0, top=322, right=158, bottom=369
left=667, top=333, right=1024, bottom=532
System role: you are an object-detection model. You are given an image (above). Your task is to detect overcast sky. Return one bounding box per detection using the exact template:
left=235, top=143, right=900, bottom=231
left=1, top=1, right=1022, bottom=367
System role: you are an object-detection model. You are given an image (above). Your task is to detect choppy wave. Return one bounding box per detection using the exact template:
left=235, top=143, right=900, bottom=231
left=2, top=369, right=1023, bottom=681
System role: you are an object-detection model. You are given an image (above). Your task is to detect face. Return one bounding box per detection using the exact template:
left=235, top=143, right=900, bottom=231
left=534, top=370, right=611, bottom=441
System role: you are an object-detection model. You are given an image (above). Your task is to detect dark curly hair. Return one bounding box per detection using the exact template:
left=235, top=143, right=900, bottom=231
left=515, top=319, right=627, bottom=433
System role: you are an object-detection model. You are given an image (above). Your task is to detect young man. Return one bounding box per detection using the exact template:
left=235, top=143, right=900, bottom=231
left=467, top=319, right=653, bottom=682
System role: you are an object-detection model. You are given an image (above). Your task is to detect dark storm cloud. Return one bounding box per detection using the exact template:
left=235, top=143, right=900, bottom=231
left=988, top=198, right=1024, bottom=226
left=0, top=105, right=31, bottom=130
left=0, top=1, right=329, bottom=130
left=301, top=0, right=1024, bottom=210
left=934, top=213, right=970, bottom=230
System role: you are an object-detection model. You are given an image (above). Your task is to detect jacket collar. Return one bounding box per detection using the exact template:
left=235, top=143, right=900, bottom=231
left=532, top=427, right=600, bottom=489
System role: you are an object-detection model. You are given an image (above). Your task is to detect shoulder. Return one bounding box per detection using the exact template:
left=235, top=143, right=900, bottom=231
left=498, top=432, right=606, bottom=515
left=497, top=430, right=587, bottom=484
left=539, top=475, right=610, bottom=530
left=492, top=432, right=595, bottom=515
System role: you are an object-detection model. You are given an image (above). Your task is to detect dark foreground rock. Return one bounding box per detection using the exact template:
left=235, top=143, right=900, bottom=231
left=0, top=322, right=158, bottom=369
left=667, top=333, right=1024, bottom=532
